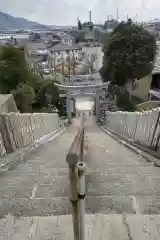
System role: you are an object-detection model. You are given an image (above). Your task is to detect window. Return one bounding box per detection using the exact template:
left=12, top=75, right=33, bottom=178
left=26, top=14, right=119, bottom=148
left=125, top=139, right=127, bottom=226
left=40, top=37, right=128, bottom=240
left=151, top=74, right=160, bottom=90
left=58, top=52, right=60, bottom=55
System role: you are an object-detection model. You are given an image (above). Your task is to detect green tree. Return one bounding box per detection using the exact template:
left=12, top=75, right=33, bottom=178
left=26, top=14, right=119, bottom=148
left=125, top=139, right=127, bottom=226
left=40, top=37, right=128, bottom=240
left=0, top=45, right=62, bottom=114
left=34, top=79, right=60, bottom=112
left=0, top=45, right=34, bottom=93
left=12, top=83, right=35, bottom=113
left=0, top=45, right=38, bottom=112
left=76, top=31, right=85, bottom=43
left=78, top=20, right=82, bottom=30
left=100, top=19, right=157, bottom=86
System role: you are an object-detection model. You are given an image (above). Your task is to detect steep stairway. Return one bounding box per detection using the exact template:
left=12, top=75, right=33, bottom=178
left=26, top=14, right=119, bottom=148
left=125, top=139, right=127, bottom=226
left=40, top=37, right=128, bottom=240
left=85, top=117, right=160, bottom=215
left=1, top=117, right=160, bottom=239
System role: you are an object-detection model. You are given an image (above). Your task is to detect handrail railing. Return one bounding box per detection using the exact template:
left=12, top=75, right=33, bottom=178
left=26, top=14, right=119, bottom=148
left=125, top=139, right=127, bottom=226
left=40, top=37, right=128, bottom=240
left=66, top=117, right=86, bottom=240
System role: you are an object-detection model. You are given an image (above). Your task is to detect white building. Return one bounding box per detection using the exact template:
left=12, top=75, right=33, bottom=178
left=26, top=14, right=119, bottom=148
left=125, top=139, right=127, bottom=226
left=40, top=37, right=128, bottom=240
left=50, top=43, right=82, bottom=66
left=81, top=45, right=103, bottom=71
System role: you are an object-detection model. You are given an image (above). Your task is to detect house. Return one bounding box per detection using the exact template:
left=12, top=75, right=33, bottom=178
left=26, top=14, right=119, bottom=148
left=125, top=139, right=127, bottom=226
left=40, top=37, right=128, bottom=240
left=125, top=75, right=152, bottom=104
left=50, top=43, right=82, bottom=66
left=125, top=41, right=160, bottom=104
left=25, top=41, right=48, bottom=56
left=148, top=41, right=160, bottom=100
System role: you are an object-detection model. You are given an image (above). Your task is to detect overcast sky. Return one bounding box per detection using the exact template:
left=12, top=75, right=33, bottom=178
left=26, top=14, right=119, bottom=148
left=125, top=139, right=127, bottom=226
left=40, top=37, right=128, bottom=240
left=1, top=0, right=160, bottom=25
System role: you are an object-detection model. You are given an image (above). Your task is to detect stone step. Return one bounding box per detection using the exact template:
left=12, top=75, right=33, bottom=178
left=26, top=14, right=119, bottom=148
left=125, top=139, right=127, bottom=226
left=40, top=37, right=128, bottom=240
left=3, top=214, right=160, bottom=240
left=2, top=172, right=160, bottom=200
left=86, top=162, right=154, bottom=168
left=34, top=174, right=160, bottom=198
left=3, top=167, right=69, bottom=178
left=86, top=180, right=159, bottom=197
left=2, top=173, right=160, bottom=200
left=2, top=195, right=160, bottom=217
left=2, top=213, right=160, bottom=240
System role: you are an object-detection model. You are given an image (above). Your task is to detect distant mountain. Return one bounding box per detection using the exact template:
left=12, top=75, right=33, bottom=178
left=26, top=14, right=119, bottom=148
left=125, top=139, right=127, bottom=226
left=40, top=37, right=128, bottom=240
left=0, top=11, right=48, bottom=30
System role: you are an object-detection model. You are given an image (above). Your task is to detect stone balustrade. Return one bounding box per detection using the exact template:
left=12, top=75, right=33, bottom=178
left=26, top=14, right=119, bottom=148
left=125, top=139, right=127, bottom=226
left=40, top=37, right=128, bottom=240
left=0, top=113, right=62, bottom=159
left=104, top=108, right=160, bottom=149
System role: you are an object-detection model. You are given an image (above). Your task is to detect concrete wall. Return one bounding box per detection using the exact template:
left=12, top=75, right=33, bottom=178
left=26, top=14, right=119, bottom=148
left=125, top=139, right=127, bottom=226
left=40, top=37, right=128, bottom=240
left=0, top=94, right=18, bottom=113
left=104, top=108, right=160, bottom=149
left=126, top=75, right=152, bottom=102
left=0, top=113, right=61, bottom=158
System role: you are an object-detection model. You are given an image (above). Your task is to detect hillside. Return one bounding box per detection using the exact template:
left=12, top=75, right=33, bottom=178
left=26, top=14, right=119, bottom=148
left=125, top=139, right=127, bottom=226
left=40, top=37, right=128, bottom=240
left=0, top=11, right=47, bottom=30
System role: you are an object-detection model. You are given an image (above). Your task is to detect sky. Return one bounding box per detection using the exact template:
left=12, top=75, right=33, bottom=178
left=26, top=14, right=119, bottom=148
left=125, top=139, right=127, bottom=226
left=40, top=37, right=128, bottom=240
left=0, top=0, right=160, bottom=26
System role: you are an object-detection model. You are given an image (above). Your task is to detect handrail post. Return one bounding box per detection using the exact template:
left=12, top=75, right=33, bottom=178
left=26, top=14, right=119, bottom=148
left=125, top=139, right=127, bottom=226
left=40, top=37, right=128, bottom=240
left=66, top=120, right=85, bottom=240
left=77, top=162, right=86, bottom=240
left=69, top=165, right=79, bottom=240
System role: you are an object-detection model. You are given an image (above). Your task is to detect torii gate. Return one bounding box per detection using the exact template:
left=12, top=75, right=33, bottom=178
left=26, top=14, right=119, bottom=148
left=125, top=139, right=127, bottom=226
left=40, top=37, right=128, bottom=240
left=55, top=81, right=110, bottom=123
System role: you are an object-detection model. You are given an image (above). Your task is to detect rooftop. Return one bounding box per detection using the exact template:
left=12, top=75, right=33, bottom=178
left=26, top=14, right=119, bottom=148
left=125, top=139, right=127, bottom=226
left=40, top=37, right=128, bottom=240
left=50, top=43, right=82, bottom=52
left=26, top=41, right=46, bottom=50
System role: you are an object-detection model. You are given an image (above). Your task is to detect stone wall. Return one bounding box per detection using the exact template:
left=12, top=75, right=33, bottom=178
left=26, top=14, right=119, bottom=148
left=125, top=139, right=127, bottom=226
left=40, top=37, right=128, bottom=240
left=0, top=113, right=62, bottom=158
left=104, top=108, right=160, bottom=149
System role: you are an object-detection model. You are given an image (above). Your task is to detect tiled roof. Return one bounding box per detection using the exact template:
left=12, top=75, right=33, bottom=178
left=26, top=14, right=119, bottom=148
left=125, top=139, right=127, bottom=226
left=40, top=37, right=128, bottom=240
left=26, top=42, right=46, bottom=50
left=50, top=43, right=82, bottom=52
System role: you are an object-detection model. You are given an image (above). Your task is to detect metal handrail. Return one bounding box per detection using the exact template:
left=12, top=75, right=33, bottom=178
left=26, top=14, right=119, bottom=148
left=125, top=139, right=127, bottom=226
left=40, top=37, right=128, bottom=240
left=66, top=117, right=86, bottom=240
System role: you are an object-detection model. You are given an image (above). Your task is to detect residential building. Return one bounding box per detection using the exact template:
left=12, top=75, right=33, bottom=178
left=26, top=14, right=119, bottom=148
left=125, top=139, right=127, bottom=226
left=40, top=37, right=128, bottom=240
left=125, top=41, right=160, bottom=104
left=148, top=41, right=160, bottom=100
left=50, top=43, right=82, bottom=66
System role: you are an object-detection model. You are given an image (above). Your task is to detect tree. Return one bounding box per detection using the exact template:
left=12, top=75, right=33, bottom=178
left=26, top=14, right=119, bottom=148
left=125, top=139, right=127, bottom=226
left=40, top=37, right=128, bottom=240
left=100, top=19, right=157, bottom=86
left=0, top=45, right=34, bottom=93
left=76, top=31, right=85, bottom=43
left=12, top=83, right=35, bottom=113
left=34, top=79, right=60, bottom=112
left=78, top=20, right=82, bottom=30
left=0, top=45, right=63, bottom=114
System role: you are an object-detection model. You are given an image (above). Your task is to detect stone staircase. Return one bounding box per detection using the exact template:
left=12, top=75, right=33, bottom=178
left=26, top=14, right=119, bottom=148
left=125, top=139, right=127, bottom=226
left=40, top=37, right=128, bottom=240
left=1, top=117, right=160, bottom=239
